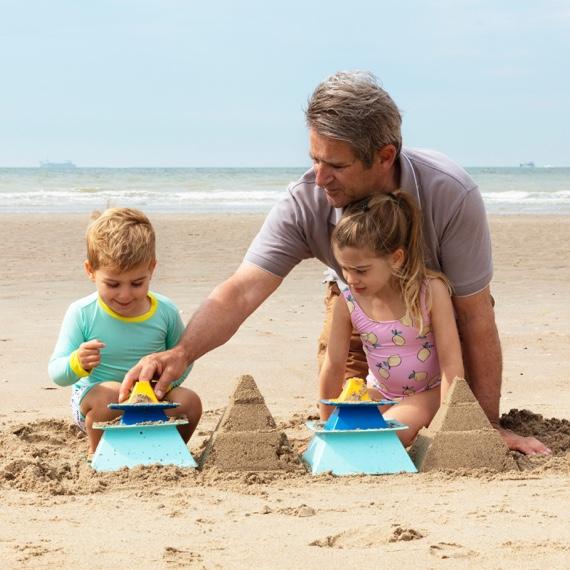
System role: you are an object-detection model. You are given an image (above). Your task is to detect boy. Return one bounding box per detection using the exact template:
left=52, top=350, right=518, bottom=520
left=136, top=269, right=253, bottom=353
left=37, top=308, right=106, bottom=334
left=48, top=208, right=202, bottom=453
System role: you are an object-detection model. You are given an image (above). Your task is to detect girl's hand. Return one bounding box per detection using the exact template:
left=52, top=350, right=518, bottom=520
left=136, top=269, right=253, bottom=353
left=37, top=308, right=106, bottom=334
left=77, top=339, right=105, bottom=371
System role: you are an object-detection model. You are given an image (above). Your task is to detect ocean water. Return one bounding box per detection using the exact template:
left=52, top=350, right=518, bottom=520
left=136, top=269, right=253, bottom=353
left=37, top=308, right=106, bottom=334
left=0, top=166, right=569, bottom=215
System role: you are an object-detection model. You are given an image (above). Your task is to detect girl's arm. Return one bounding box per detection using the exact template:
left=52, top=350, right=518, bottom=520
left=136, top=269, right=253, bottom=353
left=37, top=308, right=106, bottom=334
left=318, top=297, right=353, bottom=420
left=429, top=278, right=465, bottom=403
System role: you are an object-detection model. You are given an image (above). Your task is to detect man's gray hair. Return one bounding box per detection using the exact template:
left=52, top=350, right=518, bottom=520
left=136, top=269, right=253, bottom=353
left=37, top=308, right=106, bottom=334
left=305, top=71, right=402, bottom=168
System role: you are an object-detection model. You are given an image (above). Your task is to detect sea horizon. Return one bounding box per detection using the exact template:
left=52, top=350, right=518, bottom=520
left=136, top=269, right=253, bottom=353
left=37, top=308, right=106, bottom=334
left=1, top=165, right=570, bottom=215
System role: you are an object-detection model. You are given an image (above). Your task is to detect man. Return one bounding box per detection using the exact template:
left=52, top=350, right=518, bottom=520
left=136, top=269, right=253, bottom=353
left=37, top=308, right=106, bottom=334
left=122, top=71, right=548, bottom=455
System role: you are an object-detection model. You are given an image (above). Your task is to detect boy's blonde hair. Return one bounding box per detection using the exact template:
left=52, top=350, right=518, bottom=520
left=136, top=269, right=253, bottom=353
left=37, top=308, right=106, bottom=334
left=332, top=191, right=450, bottom=333
left=86, top=208, right=156, bottom=271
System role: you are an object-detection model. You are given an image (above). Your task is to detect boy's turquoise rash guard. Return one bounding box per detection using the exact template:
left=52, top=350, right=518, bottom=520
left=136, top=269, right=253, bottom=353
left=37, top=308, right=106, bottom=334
left=48, top=291, right=191, bottom=395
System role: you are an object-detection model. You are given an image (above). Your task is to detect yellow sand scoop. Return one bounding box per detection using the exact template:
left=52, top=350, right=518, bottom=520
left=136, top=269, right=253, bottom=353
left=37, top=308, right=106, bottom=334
left=127, top=380, right=160, bottom=403
left=330, top=377, right=371, bottom=402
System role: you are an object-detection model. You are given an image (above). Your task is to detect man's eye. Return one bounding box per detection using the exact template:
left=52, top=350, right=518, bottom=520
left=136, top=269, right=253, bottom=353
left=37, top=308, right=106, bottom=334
left=106, top=283, right=119, bottom=288
left=132, top=283, right=144, bottom=288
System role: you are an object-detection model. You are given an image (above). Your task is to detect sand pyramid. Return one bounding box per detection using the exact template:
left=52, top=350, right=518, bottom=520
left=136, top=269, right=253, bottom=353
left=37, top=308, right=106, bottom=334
left=200, top=375, right=303, bottom=472
left=409, top=377, right=517, bottom=472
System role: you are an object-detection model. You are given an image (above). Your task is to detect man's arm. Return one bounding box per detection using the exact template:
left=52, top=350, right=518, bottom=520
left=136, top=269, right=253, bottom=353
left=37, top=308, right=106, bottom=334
left=453, top=287, right=550, bottom=455
left=120, top=262, right=282, bottom=400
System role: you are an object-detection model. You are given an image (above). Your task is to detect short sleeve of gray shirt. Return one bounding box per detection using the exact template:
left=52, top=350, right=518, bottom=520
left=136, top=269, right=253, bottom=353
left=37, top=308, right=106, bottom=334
left=245, top=149, right=493, bottom=297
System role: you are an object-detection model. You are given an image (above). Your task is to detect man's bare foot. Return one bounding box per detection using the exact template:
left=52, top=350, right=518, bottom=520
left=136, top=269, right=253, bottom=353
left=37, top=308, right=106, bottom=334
left=497, top=426, right=552, bottom=456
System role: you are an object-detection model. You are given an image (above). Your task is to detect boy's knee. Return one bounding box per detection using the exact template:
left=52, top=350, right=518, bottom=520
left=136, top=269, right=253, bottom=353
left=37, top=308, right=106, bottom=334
left=169, top=387, right=202, bottom=419
left=188, top=390, right=203, bottom=421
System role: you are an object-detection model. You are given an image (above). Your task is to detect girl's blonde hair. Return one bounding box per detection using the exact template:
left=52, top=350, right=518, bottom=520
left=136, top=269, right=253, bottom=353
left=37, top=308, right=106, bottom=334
left=86, top=208, right=156, bottom=271
left=332, top=191, right=450, bottom=332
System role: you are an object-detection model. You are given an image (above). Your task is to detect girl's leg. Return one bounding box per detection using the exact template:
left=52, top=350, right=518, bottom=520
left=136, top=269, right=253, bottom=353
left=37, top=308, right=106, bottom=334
left=382, top=387, right=441, bottom=447
left=80, top=382, right=122, bottom=453
left=164, top=386, right=202, bottom=443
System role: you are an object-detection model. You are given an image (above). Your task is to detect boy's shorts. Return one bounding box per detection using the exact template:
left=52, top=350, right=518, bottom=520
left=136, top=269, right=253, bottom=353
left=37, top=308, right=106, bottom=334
left=71, top=386, right=88, bottom=432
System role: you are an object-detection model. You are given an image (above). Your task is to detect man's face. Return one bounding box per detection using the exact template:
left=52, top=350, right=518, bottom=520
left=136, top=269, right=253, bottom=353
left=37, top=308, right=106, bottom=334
left=309, top=129, right=389, bottom=208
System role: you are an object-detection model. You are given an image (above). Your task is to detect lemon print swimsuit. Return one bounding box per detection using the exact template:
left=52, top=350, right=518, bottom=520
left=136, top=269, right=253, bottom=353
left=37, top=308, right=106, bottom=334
left=340, top=281, right=441, bottom=400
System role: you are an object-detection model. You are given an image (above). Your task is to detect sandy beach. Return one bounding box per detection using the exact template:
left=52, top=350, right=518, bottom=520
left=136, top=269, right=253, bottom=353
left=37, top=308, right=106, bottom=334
left=0, top=213, right=569, bottom=569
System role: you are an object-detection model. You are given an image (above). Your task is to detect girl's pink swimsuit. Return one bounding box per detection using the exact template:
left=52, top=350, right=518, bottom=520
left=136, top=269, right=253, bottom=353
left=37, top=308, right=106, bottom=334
left=340, top=281, right=441, bottom=400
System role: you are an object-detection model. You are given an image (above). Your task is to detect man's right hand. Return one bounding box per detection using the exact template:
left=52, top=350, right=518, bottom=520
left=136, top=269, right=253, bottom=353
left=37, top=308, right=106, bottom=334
left=119, top=346, right=189, bottom=402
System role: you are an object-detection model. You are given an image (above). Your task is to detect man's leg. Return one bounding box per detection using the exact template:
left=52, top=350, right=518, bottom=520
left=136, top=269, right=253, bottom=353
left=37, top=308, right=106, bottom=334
left=318, top=282, right=368, bottom=382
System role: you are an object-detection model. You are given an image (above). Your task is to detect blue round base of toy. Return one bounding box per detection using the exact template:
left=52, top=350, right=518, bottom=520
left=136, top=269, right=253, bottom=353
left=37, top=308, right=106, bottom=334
left=319, top=399, right=396, bottom=431
left=108, top=402, right=178, bottom=425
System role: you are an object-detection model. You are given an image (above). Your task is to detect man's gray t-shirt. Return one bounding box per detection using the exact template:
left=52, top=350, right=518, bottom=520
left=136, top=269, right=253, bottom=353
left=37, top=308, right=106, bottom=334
left=244, top=148, right=492, bottom=297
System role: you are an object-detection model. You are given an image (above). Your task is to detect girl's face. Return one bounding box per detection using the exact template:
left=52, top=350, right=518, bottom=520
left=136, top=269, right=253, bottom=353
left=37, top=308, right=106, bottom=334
left=84, top=261, right=156, bottom=318
left=334, top=245, right=404, bottom=297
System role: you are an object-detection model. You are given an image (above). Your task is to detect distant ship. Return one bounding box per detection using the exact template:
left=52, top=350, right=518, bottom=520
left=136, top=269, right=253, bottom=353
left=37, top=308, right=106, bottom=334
left=39, top=160, right=77, bottom=170
left=519, top=161, right=535, bottom=168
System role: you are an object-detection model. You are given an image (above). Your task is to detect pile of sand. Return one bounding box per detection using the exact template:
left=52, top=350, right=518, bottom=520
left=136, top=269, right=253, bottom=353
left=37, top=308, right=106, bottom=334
left=501, top=408, right=570, bottom=455
left=0, top=392, right=567, bottom=498
left=410, top=377, right=518, bottom=472
left=200, top=375, right=303, bottom=472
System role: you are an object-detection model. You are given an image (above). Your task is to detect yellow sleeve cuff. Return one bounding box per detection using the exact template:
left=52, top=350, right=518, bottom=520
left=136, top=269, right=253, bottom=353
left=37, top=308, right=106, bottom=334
left=69, top=350, right=90, bottom=378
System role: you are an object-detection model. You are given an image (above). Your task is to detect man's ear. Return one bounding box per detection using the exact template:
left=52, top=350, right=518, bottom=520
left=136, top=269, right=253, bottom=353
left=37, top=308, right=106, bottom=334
left=84, top=260, right=96, bottom=281
left=376, top=144, right=398, bottom=167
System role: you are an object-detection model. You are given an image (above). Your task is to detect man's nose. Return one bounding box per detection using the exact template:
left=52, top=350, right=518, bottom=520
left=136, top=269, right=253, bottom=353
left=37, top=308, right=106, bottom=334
left=314, top=163, right=333, bottom=187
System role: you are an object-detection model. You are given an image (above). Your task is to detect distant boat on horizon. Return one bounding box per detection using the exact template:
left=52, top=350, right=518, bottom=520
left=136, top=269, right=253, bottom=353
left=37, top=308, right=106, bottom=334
left=519, top=161, right=535, bottom=168
left=39, top=160, right=77, bottom=170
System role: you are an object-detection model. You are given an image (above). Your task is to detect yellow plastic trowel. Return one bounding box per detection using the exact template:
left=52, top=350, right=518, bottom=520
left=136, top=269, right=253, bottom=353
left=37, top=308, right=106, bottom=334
left=330, top=377, right=371, bottom=402
left=127, top=380, right=160, bottom=403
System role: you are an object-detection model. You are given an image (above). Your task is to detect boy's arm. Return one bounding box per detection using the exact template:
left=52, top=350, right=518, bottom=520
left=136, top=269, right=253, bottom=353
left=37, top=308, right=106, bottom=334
left=48, top=304, right=90, bottom=386
left=429, top=278, right=464, bottom=403
left=318, top=298, right=353, bottom=420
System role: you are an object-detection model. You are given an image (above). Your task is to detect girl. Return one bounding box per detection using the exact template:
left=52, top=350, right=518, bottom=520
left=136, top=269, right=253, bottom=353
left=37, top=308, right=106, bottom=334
left=319, top=191, right=464, bottom=446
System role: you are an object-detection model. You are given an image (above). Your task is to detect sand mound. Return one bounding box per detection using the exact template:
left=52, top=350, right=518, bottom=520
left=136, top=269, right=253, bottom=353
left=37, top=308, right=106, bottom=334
left=0, top=406, right=567, bottom=497
left=501, top=409, right=570, bottom=455
left=200, top=375, right=303, bottom=472
left=409, top=377, right=518, bottom=472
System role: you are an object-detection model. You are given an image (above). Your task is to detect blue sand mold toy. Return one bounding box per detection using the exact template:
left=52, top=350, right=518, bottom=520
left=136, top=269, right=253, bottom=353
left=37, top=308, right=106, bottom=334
left=91, top=402, right=197, bottom=472
left=303, top=399, right=417, bottom=475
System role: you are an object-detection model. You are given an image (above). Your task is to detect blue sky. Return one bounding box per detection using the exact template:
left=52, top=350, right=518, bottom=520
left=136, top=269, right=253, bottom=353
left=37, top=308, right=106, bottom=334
left=1, top=0, right=569, bottom=167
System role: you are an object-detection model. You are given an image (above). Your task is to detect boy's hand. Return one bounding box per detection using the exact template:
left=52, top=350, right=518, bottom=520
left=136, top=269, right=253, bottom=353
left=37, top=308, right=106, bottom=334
left=77, top=339, right=105, bottom=371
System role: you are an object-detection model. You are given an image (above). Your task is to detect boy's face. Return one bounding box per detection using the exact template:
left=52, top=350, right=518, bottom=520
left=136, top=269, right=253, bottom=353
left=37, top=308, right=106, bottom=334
left=84, top=261, right=156, bottom=318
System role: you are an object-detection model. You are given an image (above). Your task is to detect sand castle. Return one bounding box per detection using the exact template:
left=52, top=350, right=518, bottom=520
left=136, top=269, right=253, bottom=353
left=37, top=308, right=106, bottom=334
left=409, top=377, right=517, bottom=472
left=200, top=374, right=303, bottom=472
